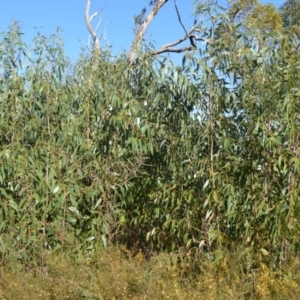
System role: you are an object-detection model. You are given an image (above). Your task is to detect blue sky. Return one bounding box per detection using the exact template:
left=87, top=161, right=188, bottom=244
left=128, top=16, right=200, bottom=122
left=1, top=0, right=284, bottom=62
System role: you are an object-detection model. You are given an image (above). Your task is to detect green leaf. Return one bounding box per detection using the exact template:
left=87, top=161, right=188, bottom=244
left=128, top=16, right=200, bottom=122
left=259, top=248, right=269, bottom=256
left=9, top=200, right=19, bottom=213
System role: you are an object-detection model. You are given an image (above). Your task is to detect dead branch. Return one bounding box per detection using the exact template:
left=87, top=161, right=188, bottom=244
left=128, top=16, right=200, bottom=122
left=85, top=0, right=100, bottom=53
left=161, top=28, right=195, bottom=49
left=85, top=0, right=203, bottom=63
left=130, top=0, right=199, bottom=60
left=173, top=0, right=197, bottom=48
left=153, top=45, right=195, bottom=55
left=174, top=0, right=188, bottom=36
left=150, top=29, right=204, bottom=56
left=129, top=0, right=169, bottom=62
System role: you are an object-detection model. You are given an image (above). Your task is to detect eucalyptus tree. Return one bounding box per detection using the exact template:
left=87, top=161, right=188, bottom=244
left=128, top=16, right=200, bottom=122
left=0, top=0, right=299, bottom=268
left=81, top=0, right=300, bottom=262
left=279, top=0, right=300, bottom=28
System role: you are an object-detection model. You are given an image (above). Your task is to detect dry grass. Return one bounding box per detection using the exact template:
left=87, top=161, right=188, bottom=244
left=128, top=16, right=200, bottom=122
left=0, top=246, right=300, bottom=299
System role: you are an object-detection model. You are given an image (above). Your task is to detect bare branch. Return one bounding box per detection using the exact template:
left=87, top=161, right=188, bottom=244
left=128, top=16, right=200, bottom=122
left=129, top=0, right=169, bottom=62
left=159, top=28, right=195, bottom=49
left=84, top=0, right=201, bottom=62
left=153, top=45, right=195, bottom=55
left=90, top=12, right=98, bottom=21
left=174, top=0, right=197, bottom=48
left=101, top=21, right=111, bottom=45
left=78, top=36, right=92, bottom=53
left=150, top=28, right=204, bottom=56
left=85, top=0, right=100, bottom=53
left=130, top=0, right=200, bottom=61
left=174, top=0, right=188, bottom=36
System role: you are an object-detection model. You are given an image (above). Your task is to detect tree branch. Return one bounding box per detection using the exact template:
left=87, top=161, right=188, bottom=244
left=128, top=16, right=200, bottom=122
left=174, top=0, right=188, bottom=36
left=153, top=45, right=195, bottom=55
left=174, top=0, right=197, bottom=48
left=129, top=0, right=169, bottom=62
left=85, top=0, right=100, bottom=53
left=150, top=28, right=203, bottom=56
left=85, top=0, right=202, bottom=62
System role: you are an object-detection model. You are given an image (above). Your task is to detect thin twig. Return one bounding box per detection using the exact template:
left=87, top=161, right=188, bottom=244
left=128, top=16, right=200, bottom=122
left=174, top=0, right=188, bottom=36
left=174, top=0, right=197, bottom=48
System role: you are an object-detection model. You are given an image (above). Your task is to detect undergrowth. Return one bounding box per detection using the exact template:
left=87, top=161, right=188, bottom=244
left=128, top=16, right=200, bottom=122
left=1, top=246, right=300, bottom=300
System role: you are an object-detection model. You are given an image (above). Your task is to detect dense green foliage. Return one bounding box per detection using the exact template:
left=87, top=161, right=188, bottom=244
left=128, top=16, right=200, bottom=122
left=0, top=2, right=299, bottom=273
left=279, top=0, right=300, bottom=28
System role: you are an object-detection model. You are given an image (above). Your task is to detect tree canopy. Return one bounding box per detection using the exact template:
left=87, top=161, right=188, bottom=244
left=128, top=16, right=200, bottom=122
left=0, top=0, right=299, bottom=278
left=280, top=0, right=300, bottom=28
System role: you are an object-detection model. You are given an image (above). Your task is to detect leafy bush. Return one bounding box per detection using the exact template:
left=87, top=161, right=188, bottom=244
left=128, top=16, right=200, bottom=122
left=0, top=2, right=299, bottom=272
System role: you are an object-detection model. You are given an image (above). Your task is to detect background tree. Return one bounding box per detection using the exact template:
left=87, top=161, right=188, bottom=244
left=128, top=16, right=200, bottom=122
left=279, top=0, right=300, bottom=28
left=228, top=0, right=283, bottom=33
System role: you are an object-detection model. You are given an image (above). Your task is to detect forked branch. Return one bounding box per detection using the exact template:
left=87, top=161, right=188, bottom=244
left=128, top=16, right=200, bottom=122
left=153, top=31, right=203, bottom=55
left=129, top=0, right=169, bottom=62
left=130, top=0, right=199, bottom=60
left=85, top=0, right=202, bottom=62
left=85, top=0, right=100, bottom=53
